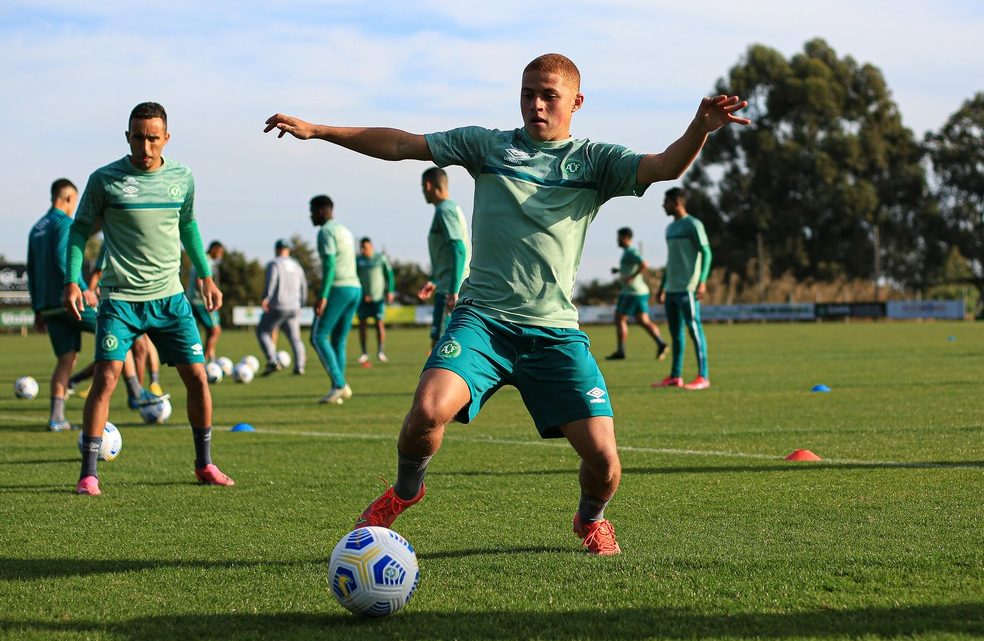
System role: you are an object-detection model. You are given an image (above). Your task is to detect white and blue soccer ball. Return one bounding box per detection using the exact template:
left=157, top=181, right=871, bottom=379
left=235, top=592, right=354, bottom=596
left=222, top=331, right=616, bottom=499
left=14, top=376, right=39, bottom=400
left=216, top=356, right=234, bottom=378
left=277, top=350, right=292, bottom=368
left=139, top=397, right=173, bottom=424
left=241, top=355, right=260, bottom=373
left=78, top=422, right=122, bottom=461
left=205, top=361, right=224, bottom=384
left=328, top=526, right=419, bottom=617
left=233, top=362, right=254, bottom=384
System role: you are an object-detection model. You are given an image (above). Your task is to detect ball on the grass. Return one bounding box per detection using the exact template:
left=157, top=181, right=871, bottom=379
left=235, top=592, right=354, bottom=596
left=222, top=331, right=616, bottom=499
left=139, top=397, right=173, bottom=424
left=277, top=350, right=292, bottom=368
left=206, top=361, right=224, bottom=384
left=14, top=376, right=39, bottom=400
left=216, top=356, right=234, bottom=377
left=241, top=355, right=260, bottom=373
left=328, top=526, right=419, bottom=617
left=78, top=422, right=122, bottom=461
left=233, top=362, right=254, bottom=383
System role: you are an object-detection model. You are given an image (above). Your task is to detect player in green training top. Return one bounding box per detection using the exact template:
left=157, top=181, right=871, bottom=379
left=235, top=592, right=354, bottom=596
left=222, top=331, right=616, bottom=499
left=417, top=167, right=470, bottom=348
left=356, top=237, right=395, bottom=364
left=265, top=53, right=749, bottom=555
left=309, top=195, right=362, bottom=405
left=606, top=227, right=668, bottom=362
left=27, top=178, right=97, bottom=431
left=64, top=101, right=234, bottom=496
left=653, top=188, right=712, bottom=391
left=186, top=240, right=225, bottom=363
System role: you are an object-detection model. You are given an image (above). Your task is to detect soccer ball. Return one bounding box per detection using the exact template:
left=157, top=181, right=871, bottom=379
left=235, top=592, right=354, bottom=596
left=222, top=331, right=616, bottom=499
left=241, top=355, right=260, bottom=373
left=139, top=397, right=173, bottom=424
left=277, top=350, right=292, bottom=368
left=216, top=356, right=234, bottom=378
left=205, top=361, right=224, bottom=384
left=14, top=376, right=39, bottom=400
left=77, top=422, right=123, bottom=461
left=233, top=362, right=254, bottom=383
left=328, top=527, right=419, bottom=617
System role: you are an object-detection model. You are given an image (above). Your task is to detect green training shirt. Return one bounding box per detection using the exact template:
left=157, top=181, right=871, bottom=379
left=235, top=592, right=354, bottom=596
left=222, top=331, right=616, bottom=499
left=664, top=215, right=710, bottom=293
left=356, top=253, right=394, bottom=301
left=619, top=245, right=649, bottom=296
left=27, top=208, right=88, bottom=312
left=425, top=126, right=647, bottom=328
left=427, top=199, right=471, bottom=295
left=317, top=220, right=359, bottom=289
left=67, top=156, right=210, bottom=302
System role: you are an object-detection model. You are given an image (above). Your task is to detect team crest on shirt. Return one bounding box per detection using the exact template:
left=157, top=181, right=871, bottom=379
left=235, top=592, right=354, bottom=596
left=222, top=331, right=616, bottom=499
left=102, top=334, right=119, bottom=351
left=504, top=148, right=531, bottom=164
left=168, top=184, right=182, bottom=199
left=437, top=339, right=462, bottom=359
left=564, top=160, right=582, bottom=174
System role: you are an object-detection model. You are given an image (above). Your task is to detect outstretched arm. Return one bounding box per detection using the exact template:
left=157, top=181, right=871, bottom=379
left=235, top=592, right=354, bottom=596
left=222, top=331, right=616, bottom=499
left=263, top=114, right=433, bottom=162
left=637, top=95, right=750, bottom=185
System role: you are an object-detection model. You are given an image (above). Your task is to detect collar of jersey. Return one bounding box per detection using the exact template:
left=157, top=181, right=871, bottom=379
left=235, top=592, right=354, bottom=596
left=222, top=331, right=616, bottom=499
left=518, top=127, right=574, bottom=149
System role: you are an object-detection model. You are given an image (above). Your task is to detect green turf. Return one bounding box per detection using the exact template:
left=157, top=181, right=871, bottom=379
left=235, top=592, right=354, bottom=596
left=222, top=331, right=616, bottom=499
left=0, top=322, right=981, bottom=640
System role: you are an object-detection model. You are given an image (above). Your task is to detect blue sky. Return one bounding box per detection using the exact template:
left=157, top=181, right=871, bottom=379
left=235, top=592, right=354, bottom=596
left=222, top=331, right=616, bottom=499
left=2, top=0, right=982, bottom=284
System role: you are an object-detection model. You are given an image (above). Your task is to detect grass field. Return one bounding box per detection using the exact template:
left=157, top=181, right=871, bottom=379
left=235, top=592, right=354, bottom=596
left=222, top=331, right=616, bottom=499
left=0, top=321, right=982, bottom=640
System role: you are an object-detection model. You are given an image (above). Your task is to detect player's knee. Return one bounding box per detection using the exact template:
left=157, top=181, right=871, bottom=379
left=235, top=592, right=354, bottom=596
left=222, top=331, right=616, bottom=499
left=407, top=395, right=455, bottom=432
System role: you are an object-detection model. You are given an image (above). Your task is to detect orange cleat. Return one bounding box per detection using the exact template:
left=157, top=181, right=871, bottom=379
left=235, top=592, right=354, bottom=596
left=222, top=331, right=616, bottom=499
left=651, top=376, right=683, bottom=388
left=684, top=376, right=710, bottom=390
left=573, top=513, right=621, bottom=556
left=355, top=484, right=425, bottom=529
left=195, top=463, right=235, bottom=486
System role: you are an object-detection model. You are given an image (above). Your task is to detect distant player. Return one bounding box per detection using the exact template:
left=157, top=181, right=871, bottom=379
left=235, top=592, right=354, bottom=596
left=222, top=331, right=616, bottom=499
left=27, top=178, right=96, bottom=431
left=653, top=187, right=712, bottom=391
left=356, top=237, right=395, bottom=364
left=187, top=240, right=225, bottom=362
left=309, top=195, right=361, bottom=404
left=257, top=239, right=307, bottom=375
left=265, top=53, right=748, bottom=554
left=417, top=167, right=470, bottom=348
left=606, top=227, right=668, bottom=361
left=64, top=101, right=234, bottom=495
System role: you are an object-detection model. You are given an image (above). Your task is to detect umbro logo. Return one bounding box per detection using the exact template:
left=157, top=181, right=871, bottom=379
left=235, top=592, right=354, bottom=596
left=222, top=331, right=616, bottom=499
left=504, top=148, right=531, bottom=164
left=586, top=387, right=607, bottom=404
left=191, top=343, right=204, bottom=354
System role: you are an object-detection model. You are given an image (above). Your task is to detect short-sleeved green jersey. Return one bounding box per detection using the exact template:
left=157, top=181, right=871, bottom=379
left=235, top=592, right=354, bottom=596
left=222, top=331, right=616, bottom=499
left=619, top=246, right=649, bottom=296
left=356, top=253, right=393, bottom=300
left=27, top=208, right=87, bottom=312
left=427, top=199, right=471, bottom=295
left=425, top=127, right=647, bottom=328
left=72, top=157, right=202, bottom=302
left=317, top=220, right=359, bottom=288
left=664, top=215, right=710, bottom=293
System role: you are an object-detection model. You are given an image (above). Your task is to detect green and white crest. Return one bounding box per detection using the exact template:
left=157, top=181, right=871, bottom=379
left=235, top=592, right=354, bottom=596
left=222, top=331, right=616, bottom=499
left=437, top=339, right=462, bottom=359
left=102, top=334, right=119, bottom=351
left=564, top=160, right=582, bottom=174
left=168, top=184, right=182, bottom=199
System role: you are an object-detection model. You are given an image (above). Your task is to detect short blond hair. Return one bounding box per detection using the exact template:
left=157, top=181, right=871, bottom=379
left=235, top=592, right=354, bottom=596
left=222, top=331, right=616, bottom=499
left=523, top=53, right=580, bottom=91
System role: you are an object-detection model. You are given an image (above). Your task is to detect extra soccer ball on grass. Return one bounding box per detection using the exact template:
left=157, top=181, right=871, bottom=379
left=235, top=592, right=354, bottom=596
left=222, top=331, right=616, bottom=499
left=233, top=362, right=254, bottom=383
left=277, top=350, right=292, bottom=368
left=206, top=361, right=224, bottom=384
left=139, top=398, right=173, bottom=424
left=14, top=376, right=39, bottom=400
left=241, top=355, right=260, bottom=373
left=328, top=527, right=419, bottom=617
left=216, top=356, right=234, bottom=378
left=77, top=422, right=123, bottom=461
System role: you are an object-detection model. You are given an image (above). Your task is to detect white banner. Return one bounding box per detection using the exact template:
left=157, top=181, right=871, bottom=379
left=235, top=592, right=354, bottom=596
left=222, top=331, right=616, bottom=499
left=886, top=300, right=965, bottom=320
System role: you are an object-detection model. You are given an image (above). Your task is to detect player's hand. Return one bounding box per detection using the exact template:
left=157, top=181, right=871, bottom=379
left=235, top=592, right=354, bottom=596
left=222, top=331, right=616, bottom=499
left=695, top=282, right=706, bottom=301
left=657, top=289, right=666, bottom=305
left=63, top=283, right=84, bottom=321
left=417, top=282, right=436, bottom=301
left=198, top=277, right=224, bottom=311
left=264, top=114, right=316, bottom=140
left=695, top=95, right=751, bottom=133
left=386, top=292, right=395, bottom=304
left=261, top=299, right=270, bottom=312
left=446, top=293, right=459, bottom=312
left=363, top=294, right=372, bottom=303
left=33, top=312, right=46, bottom=334
left=82, top=290, right=99, bottom=308
left=315, top=297, right=327, bottom=316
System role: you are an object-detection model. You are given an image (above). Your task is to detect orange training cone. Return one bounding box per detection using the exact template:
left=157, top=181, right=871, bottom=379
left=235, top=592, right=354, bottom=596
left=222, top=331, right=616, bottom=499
left=785, top=449, right=822, bottom=461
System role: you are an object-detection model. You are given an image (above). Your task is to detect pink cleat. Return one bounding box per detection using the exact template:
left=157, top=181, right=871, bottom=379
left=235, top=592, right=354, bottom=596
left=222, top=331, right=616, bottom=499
left=573, top=513, right=621, bottom=556
left=355, top=484, right=425, bottom=529
left=195, top=463, right=235, bottom=486
left=75, top=475, right=101, bottom=496
left=651, top=376, right=683, bottom=388
left=684, top=376, right=711, bottom=390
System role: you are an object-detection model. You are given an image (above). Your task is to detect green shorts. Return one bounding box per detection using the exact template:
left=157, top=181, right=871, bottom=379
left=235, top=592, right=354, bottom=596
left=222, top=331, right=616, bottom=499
left=424, top=305, right=613, bottom=438
left=616, top=293, right=650, bottom=317
left=192, top=300, right=220, bottom=330
left=357, top=299, right=386, bottom=321
left=44, top=308, right=97, bottom=357
left=96, top=293, right=205, bottom=365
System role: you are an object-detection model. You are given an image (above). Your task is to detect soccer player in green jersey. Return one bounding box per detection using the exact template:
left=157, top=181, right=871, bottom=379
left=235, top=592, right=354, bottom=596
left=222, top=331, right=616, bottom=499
left=309, top=195, right=362, bottom=404
left=27, top=178, right=97, bottom=431
left=606, top=227, right=668, bottom=361
left=356, top=237, right=395, bottom=364
left=653, top=188, right=712, bottom=391
left=417, top=167, right=471, bottom=348
left=187, top=240, right=225, bottom=362
left=64, top=101, right=234, bottom=496
left=265, top=53, right=748, bottom=555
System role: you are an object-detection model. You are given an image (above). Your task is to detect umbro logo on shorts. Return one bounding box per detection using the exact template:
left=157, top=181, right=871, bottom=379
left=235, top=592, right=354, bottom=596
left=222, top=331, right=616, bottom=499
left=586, top=387, right=607, bottom=404
left=191, top=343, right=204, bottom=354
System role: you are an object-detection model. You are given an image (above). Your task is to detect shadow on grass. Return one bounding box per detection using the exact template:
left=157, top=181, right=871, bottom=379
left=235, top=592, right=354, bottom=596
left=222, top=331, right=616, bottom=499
left=418, top=545, right=568, bottom=560
left=0, top=603, right=981, bottom=640
left=0, top=557, right=320, bottom=581
left=0, top=457, right=78, bottom=465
